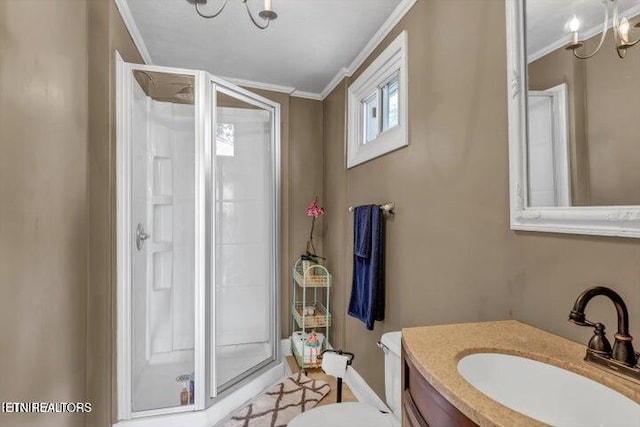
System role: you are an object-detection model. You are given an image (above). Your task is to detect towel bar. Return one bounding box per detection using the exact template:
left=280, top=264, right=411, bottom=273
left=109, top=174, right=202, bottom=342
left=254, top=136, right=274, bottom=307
left=348, top=202, right=394, bottom=214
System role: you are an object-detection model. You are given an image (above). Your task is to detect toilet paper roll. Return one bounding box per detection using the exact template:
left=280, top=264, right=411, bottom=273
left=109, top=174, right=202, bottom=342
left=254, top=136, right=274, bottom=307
left=321, top=352, right=349, bottom=379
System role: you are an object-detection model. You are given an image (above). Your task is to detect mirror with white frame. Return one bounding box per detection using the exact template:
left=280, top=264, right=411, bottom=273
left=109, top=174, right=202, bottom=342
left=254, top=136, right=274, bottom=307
left=506, top=0, right=640, bottom=237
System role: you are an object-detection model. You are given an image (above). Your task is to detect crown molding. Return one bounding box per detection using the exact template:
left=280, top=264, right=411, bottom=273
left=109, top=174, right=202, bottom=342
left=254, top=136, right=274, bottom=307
left=220, top=75, right=296, bottom=95
left=527, top=34, right=572, bottom=64
left=217, top=76, right=325, bottom=100
left=290, top=90, right=324, bottom=101
left=528, top=3, right=640, bottom=63
left=320, top=67, right=349, bottom=99
left=113, top=0, right=153, bottom=65
left=320, top=0, right=418, bottom=98
left=345, top=0, right=418, bottom=77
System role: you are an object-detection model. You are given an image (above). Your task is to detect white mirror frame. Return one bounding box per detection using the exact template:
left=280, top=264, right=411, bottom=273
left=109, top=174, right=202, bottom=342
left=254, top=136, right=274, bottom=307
left=506, top=0, right=640, bottom=238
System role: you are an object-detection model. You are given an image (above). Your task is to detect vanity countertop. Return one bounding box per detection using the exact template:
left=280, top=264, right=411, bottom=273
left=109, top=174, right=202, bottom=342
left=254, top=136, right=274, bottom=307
left=402, top=320, right=640, bottom=427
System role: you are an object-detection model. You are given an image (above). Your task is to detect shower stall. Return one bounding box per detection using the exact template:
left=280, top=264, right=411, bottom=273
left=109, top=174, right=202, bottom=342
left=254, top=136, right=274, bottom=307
left=115, top=56, right=281, bottom=424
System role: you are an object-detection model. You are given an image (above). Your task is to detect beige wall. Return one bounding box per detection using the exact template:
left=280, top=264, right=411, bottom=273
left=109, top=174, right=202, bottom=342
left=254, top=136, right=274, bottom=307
left=287, top=97, right=324, bottom=336
left=582, top=29, right=640, bottom=205
left=0, top=1, right=140, bottom=425
left=323, top=0, right=640, bottom=400
left=87, top=0, right=144, bottom=425
left=322, top=80, right=350, bottom=350
left=510, top=233, right=640, bottom=355
left=323, top=0, right=513, bottom=396
left=0, top=1, right=88, bottom=426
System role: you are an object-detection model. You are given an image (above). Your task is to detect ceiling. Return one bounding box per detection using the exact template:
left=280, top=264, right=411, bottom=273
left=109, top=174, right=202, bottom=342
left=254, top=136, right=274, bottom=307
left=123, top=0, right=404, bottom=96
left=527, top=0, right=640, bottom=61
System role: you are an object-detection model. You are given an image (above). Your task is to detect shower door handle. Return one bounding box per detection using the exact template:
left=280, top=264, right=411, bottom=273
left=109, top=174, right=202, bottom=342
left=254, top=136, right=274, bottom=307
left=136, top=223, right=150, bottom=251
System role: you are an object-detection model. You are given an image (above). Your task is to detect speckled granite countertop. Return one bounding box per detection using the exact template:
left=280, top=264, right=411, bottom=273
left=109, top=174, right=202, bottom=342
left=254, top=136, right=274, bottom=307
left=402, top=320, right=640, bottom=427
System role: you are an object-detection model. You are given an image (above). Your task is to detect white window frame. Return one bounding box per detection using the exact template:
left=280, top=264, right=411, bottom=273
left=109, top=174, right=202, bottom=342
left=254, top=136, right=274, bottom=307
left=347, top=31, right=408, bottom=168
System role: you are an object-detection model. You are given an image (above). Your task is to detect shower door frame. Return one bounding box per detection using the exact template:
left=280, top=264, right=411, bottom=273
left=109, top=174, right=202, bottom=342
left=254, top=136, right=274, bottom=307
left=116, top=56, right=208, bottom=419
left=208, top=75, right=281, bottom=401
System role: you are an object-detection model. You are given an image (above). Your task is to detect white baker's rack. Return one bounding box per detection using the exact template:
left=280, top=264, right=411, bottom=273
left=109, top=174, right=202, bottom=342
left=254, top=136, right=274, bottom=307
left=290, top=257, right=332, bottom=371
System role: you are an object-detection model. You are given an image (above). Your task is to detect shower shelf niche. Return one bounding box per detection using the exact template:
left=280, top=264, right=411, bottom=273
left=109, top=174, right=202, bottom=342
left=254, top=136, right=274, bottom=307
left=290, top=258, right=332, bottom=371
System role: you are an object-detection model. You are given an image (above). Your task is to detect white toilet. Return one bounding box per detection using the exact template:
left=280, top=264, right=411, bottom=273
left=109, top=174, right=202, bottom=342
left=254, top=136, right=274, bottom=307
left=289, top=331, right=402, bottom=427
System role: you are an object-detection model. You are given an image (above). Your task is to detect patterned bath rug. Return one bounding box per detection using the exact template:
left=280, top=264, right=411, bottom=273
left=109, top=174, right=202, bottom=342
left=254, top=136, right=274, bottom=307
left=220, top=372, right=330, bottom=427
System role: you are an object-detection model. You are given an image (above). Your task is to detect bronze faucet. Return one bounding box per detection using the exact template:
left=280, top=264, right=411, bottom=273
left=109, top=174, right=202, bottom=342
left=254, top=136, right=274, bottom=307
left=569, top=286, right=640, bottom=382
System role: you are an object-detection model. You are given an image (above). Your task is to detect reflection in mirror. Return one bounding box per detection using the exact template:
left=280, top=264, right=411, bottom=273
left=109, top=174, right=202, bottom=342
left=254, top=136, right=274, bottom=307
left=526, top=0, right=640, bottom=207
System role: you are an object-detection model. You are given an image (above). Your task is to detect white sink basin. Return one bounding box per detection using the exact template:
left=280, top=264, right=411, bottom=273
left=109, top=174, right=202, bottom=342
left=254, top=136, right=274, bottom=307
left=457, top=353, right=640, bottom=427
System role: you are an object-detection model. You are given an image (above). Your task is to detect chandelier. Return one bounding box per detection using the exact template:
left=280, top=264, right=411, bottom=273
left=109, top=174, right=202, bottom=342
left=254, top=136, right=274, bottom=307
left=188, top=0, right=277, bottom=30
left=566, top=0, right=640, bottom=59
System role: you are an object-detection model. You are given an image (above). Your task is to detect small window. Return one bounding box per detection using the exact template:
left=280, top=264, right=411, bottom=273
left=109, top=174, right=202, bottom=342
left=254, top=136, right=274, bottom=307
left=347, top=31, right=408, bottom=168
left=381, top=75, right=399, bottom=132
left=361, top=74, right=400, bottom=145
left=364, top=92, right=378, bottom=143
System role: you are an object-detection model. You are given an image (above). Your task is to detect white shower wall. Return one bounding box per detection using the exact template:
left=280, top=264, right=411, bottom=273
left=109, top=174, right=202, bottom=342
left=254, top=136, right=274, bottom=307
left=148, top=100, right=195, bottom=357
left=215, top=107, right=271, bottom=348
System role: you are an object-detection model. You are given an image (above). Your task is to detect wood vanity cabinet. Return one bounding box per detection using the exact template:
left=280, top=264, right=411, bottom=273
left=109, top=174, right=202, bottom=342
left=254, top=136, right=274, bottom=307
left=401, top=345, right=477, bottom=427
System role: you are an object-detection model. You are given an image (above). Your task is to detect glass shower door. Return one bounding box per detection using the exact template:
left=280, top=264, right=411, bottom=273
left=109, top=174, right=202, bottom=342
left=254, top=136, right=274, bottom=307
left=212, top=84, right=278, bottom=392
left=129, top=69, right=198, bottom=413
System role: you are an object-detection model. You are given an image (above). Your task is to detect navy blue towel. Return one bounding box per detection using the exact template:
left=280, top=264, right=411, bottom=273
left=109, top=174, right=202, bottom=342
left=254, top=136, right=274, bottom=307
left=348, top=205, right=385, bottom=330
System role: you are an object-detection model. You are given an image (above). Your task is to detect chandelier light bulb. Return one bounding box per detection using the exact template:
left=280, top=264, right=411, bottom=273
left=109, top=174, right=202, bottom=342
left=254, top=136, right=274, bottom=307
left=568, top=16, right=581, bottom=46
left=569, top=16, right=581, bottom=33
left=619, top=17, right=630, bottom=43
left=192, top=0, right=277, bottom=30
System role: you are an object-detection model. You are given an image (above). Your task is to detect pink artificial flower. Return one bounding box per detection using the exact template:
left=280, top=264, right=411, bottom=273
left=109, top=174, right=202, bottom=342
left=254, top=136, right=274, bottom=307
left=306, top=198, right=325, bottom=217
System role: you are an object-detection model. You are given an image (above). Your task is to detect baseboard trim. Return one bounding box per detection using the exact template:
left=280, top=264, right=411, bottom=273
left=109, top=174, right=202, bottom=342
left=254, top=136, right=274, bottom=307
left=344, top=365, right=389, bottom=412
